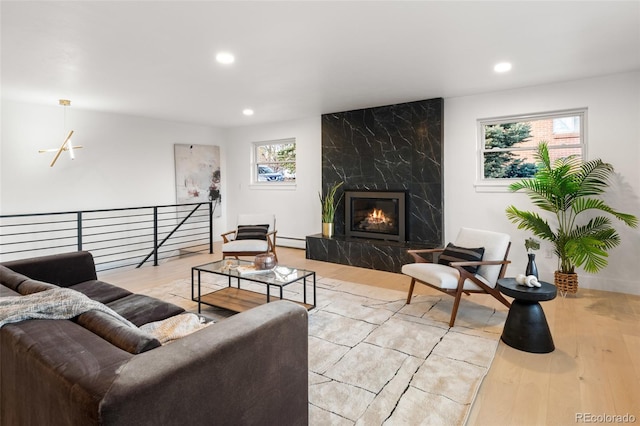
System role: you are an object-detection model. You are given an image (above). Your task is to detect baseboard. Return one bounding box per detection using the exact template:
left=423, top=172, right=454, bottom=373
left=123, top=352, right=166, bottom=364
left=576, top=274, right=640, bottom=296
left=276, top=237, right=306, bottom=250
left=178, top=246, right=210, bottom=258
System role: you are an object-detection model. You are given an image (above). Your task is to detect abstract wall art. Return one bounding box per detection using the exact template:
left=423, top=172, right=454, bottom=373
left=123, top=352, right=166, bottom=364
left=174, top=144, right=222, bottom=215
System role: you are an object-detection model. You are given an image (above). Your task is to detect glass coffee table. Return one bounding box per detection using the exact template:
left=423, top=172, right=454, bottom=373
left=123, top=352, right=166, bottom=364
left=191, top=259, right=316, bottom=313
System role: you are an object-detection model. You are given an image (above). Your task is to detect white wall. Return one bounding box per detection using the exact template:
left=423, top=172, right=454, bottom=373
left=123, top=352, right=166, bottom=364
left=1, top=99, right=227, bottom=231
left=444, top=71, right=640, bottom=295
left=3, top=72, right=639, bottom=294
left=222, top=117, right=322, bottom=247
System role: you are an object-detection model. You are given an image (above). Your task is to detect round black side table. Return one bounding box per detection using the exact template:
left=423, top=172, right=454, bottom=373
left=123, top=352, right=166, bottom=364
left=497, top=278, right=557, bottom=353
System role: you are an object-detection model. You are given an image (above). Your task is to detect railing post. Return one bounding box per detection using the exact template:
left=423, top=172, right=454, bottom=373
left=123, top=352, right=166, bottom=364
left=153, top=206, right=158, bottom=266
left=77, top=212, right=83, bottom=251
left=209, top=202, right=214, bottom=254
left=137, top=203, right=201, bottom=268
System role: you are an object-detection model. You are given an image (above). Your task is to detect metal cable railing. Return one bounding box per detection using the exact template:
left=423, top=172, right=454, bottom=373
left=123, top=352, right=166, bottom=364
left=0, top=202, right=216, bottom=271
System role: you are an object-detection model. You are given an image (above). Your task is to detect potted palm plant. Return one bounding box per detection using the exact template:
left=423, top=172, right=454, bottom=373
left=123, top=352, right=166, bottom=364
left=319, top=181, right=344, bottom=238
left=506, top=142, right=638, bottom=295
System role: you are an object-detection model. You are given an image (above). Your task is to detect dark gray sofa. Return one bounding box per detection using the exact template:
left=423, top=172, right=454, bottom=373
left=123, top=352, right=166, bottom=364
left=0, top=251, right=308, bottom=425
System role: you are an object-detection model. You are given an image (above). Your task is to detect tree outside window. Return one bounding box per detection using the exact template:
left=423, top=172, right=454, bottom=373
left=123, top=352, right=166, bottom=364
left=254, top=138, right=296, bottom=183
left=479, top=109, right=585, bottom=180
left=484, top=122, right=536, bottom=178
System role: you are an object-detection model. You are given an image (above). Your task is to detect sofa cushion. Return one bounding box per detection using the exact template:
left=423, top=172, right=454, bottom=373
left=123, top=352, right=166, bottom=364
left=1, top=264, right=60, bottom=295
left=17, top=279, right=59, bottom=295
left=0, top=319, right=133, bottom=426
left=107, top=294, right=185, bottom=327
left=0, top=264, right=30, bottom=291
left=222, top=239, right=269, bottom=253
left=0, top=284, right=20, bottom=297
left=1, top=251, right=98, bottom=287
left=76, top=310, right=161, bottom=354
left=69, top=280, right=132, bottom=304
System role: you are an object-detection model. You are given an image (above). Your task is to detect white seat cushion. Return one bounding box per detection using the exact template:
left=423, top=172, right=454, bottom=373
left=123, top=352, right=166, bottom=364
left=401, top=263, right=492, bottom=291
left=222, top=239, right=268, bottom=253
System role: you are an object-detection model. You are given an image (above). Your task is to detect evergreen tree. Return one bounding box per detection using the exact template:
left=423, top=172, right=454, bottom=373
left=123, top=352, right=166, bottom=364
left=484, top=122, right=536, bottom=178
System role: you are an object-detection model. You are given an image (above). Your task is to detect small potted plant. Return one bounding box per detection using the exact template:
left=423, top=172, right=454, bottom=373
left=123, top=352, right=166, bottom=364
left=524, top=237, right=540, bottom=278
left=319, top=182, right=344, bottom=238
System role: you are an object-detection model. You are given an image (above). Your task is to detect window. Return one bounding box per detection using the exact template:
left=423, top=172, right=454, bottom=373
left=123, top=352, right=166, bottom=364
left=252, top=138, right=296, bottom=184
left=478, top=109, right=586, bottom=186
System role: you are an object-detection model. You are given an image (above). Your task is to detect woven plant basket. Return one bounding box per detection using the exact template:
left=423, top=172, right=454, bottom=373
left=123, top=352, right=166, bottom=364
left=555, top=271, right=578, bottom=295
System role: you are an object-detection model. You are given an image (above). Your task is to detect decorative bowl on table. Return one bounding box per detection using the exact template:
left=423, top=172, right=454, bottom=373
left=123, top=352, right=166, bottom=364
left=273, top=266, right=297, bottom=282
left=254, top=253, right=277, bottom=270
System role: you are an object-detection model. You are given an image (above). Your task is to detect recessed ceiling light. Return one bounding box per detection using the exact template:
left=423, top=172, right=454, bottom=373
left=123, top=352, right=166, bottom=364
left=494, top=62, right=512, bottom=73
left=242, top=109, right=254, bottom=116
left=216, top=52, right=235, bottom=65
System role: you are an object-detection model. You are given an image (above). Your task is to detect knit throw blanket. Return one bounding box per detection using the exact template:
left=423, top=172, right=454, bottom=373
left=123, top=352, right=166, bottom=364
left=0, top=287, right=135, bottom=329
left=1, top=287, right=210, bottom=345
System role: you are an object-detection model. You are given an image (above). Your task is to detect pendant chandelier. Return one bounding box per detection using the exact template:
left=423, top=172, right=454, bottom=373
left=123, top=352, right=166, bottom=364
left=39, top=99, right=83, bottom=167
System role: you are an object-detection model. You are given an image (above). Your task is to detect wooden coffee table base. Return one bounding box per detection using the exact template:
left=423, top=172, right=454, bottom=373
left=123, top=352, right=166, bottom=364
left=201, top=287, right=313, bottom=313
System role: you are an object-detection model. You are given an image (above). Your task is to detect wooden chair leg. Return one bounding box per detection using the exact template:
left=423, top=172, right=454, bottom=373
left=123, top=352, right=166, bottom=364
left=406, top=278, right=416, bottom=304
left=449, top=279, right=466, bottom=327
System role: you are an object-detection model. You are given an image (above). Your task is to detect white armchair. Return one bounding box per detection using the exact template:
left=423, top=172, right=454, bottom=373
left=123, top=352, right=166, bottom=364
left=221, top=214, right=278, bottom=261
left=402, top=227, right=512, bottom=326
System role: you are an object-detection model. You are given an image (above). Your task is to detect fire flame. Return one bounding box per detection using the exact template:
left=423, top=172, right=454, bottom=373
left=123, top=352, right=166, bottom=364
left=367, top=208, right=389, bottom=224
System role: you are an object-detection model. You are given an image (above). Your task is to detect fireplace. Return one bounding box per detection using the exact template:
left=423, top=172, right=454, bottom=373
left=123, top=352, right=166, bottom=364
left=345, top=191, right=406, bottom=241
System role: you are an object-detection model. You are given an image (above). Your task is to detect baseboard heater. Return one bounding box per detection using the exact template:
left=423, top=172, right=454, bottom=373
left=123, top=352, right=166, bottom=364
left=276, top=236, right=306, bottom=249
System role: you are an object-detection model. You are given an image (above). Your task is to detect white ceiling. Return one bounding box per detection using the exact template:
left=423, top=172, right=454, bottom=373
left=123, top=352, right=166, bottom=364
left=2, top=1, right=639, bottom=128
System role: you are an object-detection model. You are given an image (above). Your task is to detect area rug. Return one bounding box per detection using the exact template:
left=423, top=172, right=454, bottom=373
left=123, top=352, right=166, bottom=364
left=140, top=274, right=507, bottom=426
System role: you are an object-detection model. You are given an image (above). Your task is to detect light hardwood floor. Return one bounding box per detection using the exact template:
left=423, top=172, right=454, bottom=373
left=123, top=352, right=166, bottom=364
left=102, top=245, right=640, bottom=426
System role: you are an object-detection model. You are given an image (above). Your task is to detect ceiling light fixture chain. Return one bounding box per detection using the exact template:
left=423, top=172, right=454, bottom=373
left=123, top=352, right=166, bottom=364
left=61, top=99, right=70, bottom=134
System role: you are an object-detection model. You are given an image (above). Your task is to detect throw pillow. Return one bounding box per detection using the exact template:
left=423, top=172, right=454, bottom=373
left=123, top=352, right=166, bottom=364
left=235, top=224, right=269, bottom=241
left=76, top=310, right=161, bottom=354
left=17, top=279, right=58, bottom=295
left=140, top=313, right=211, bottom=345
left=0, top=265, right=30, bottom=291
left=438, top=243, right=485, bottom=274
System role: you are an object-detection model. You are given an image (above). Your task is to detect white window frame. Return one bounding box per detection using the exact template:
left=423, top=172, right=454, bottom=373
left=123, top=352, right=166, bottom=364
left=475, top=108, right=587, bottom=192
left=250, top=138, right=297, bottom=189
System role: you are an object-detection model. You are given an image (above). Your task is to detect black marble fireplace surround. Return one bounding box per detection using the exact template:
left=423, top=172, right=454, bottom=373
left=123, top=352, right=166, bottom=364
left=306, top=98, right=443, bottom=273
